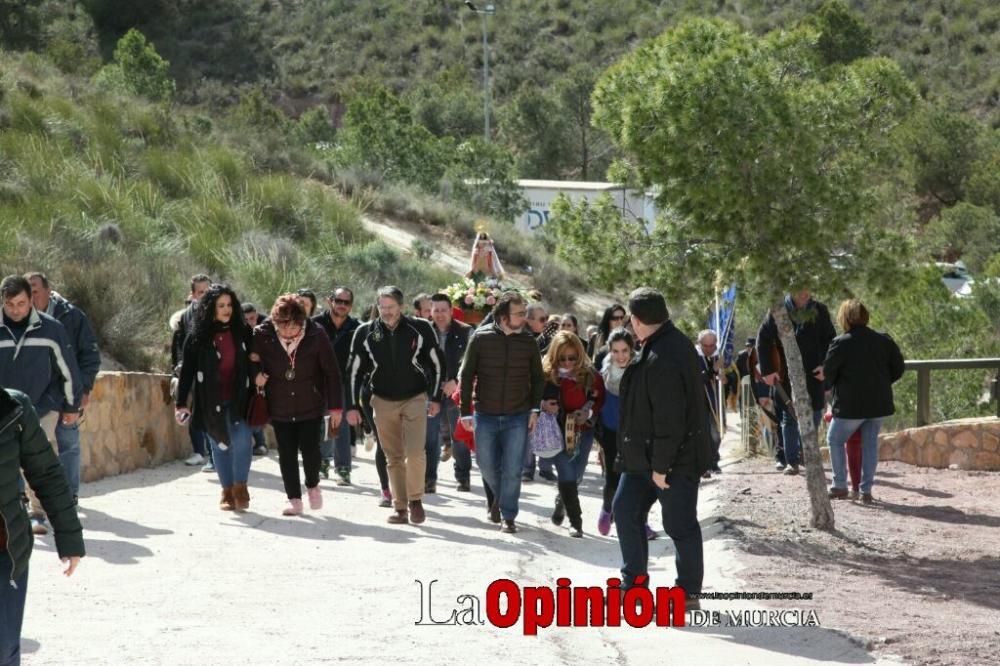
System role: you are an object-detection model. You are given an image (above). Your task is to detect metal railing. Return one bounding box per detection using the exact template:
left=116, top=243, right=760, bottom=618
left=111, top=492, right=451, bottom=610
left=907, top=358, right=1000, bottom=426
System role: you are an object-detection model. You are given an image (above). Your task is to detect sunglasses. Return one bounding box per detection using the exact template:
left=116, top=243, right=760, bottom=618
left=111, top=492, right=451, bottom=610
left=333, top=298, right=353, bottom=306
left=610, top=314, right=626, bottom=322
left=558, top=355, right=579, bottom=363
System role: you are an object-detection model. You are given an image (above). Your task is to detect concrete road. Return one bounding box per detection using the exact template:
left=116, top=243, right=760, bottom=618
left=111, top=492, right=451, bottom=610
left=21, top=428, right=901, bottom=665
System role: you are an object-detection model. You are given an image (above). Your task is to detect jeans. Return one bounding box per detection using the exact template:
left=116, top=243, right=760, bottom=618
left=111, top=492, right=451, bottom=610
left=475, top=412, right=530, bottom=521
left=189, top=422, right=210, bottom=459
left=205, top=402, right=253, bottom=488
left=551, top=429, right=595, bottom=485
left=828, top=417, right=884, bottom=493
left=55, top=420, right=81, bottom=498
left=321, top=418, right=352, bottom=469
left=251, top=427, right=266, bottom=449
left=779, top=405, right=823, bottom=466
left=441, top=401, right=471, bottom=483
left=522, top=449, right=554, bottom=477
left=0, top=554, right=28, bottom=666
left=613, top=471, right=703, bottom=593
left=424, top=407, right=443, bottom=484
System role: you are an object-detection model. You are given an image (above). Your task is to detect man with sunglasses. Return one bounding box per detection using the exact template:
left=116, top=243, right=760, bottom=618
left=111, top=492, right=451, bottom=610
left=314, top=287, right=361, bottom=485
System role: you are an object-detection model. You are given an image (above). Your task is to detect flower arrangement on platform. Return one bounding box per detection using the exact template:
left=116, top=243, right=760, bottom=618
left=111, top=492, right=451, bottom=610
left=444, top=277, right=509, bottom=314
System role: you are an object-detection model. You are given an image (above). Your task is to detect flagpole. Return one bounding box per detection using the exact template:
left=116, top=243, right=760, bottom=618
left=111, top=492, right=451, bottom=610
left=715, top=292, right=725, bottom=439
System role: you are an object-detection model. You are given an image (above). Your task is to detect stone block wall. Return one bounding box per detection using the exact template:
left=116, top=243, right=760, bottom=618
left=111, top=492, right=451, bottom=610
left=80, top=372, right=189, bottom=482
left=875, top=417, right=1000, bottom=471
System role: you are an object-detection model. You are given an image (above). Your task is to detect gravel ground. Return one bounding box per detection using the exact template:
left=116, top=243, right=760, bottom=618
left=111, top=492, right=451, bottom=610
left=713, top=454, right=1000, bottom=666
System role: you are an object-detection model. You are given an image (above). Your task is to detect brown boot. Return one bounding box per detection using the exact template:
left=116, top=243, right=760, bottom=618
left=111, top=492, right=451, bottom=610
left=232, top=483, right=250, bottom=511
left=409, top=500, right=426, bottom=524
left=220, top=487, right=235, bottom=511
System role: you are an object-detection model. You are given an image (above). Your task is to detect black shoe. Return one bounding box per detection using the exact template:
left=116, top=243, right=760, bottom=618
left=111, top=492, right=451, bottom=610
left=711, top=466, right=722, bottom=474
left=456, top=481, right=471, bottom=492
left=500, top=519, right=517, bottom=534
left=685, top=595, right=701, bottom=612
left=425, top=481, right=436, bottom=494
left=253, top=444, right=268, bottom=456
left=828, top=487, right=849, bottom=500
left=539, top=470, right=556, bottom=482
left=861, top=492, right=874, bottom=505
left=568, top=522, right=583, bottom=538
left=551, top=495, right=565, bottom=526
left=521, top=472, right=533, bottom=482
left=488, top=500, right=501, bottom=524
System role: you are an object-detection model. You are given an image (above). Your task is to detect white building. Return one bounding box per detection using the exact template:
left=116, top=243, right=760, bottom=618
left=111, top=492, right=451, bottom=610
left=515, top=179, right=656, bottom=233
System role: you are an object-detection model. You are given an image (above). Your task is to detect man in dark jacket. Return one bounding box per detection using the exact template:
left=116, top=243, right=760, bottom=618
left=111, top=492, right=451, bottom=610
left=459, top=292, right=546, bottom=533
left=0, top=386, right=84, bottom=664
left=755, top=289, right=836, bottom=475
left=614, top=288, right=712, bottom=597
left=0, top=275, right=83, bottom=535
left=346, top=286, right=444, bottom=525
left=26, top=272, right=100, bottom=504
left=427, top=293, right=473, bottom=492
left=170, top=274, right=212, bottom=469
left=314, top=287, right=361, bottom=484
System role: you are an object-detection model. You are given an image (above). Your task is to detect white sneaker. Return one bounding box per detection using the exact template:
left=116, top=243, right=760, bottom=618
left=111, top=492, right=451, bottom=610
left=184, top=453, right=205, bottom=466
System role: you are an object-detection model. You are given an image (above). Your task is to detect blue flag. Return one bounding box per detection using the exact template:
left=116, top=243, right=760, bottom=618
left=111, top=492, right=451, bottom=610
left=708, top=284, right=738, bottom=366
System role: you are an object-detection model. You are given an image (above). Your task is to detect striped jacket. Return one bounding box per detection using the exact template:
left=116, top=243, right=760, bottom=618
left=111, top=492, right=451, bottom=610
left=0, top=308, right=82, bottom=416
left=348, top=316, right=444, bottom=407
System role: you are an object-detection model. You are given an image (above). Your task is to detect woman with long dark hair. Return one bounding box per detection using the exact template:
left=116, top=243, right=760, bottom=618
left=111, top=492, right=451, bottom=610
left=176, top=284, right=255, bottom=511
left=541, top=331, right=605, bottom=537
left=590, top=304, right=627, bottom=362
left=252, top=295, right=342, bottom=516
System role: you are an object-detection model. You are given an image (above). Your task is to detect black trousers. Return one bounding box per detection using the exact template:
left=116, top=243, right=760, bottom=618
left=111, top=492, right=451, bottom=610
left=597, top=426, right=621, bottom=513
left=613, top=471, right=703, bottom=593
left=272, top=418, right=323, bottom=499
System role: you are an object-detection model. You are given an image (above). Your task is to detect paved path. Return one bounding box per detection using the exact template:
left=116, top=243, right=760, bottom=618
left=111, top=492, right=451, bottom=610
left=22, top=422, right=902, bottom=665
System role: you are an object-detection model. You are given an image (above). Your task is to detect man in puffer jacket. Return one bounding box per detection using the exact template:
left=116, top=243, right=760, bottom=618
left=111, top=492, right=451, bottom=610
left=0, top=386, right=84, bottom=666
left=26, top=273, right=100, bottom=505
left=0, top=275, right=82, bottom=536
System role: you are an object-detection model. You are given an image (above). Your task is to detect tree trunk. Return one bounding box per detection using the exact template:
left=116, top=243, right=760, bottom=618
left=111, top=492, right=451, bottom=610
left=771, top=303, right=835, bottom=530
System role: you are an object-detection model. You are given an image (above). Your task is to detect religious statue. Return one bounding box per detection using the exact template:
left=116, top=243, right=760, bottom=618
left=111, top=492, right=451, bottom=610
left=466, top=230, right=505, bottom=282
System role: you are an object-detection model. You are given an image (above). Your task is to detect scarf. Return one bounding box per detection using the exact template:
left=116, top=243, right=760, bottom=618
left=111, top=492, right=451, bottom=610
left=602, top=355, right=626, bottom=396
left=279, top=325, right=306, bottom=359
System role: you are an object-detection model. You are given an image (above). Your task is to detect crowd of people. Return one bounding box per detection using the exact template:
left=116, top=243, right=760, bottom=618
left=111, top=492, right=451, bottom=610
left=0, top=263, right=906, bottom=663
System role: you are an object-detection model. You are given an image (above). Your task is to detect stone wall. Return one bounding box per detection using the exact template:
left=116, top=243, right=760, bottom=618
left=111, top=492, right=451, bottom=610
left=876, top=417, right=1000, bottom=471
left=80, top=372, right=189, bottom=482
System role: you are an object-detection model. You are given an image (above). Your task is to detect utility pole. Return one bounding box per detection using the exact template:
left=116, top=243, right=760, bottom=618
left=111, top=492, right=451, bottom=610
left=465, top=2, right=496, bottom=142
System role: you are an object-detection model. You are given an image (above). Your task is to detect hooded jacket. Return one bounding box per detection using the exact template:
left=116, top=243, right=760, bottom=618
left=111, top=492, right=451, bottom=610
left=0, top=388, right=85, bottom=585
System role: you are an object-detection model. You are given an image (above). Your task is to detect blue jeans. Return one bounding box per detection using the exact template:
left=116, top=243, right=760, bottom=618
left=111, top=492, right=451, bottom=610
left=551, top=429, right=595, bottom=484
left=206, top=402, right=253, bottom=487
left=55, top=420, right=81, bottom=498
left=425, top=407, right=443, bottom=484
left=779, top=405, right=823, bottom=466
left=190, top=422, right=210, bottom=459
left=522, top=449, right=554, bottom=477
left=0, top=555, right=28, bottom=666
left=613, top=471, right=703, bottom=592
left=321, top=418, right=352, bottom=469
left=440, top=401, right=471, bottom=483
left=828, top=417, right=883, bottom=493
left=474, top=412, right=530, bottom=521
left=251, top=427, right=266, bottom=449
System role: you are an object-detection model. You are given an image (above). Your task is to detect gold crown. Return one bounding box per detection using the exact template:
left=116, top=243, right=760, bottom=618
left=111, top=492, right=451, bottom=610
left=475, top=219, right=489, bottom=234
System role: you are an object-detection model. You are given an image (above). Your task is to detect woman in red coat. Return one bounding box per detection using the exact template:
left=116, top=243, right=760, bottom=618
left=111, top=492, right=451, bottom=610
left=541, top=332, right=605, bottom=537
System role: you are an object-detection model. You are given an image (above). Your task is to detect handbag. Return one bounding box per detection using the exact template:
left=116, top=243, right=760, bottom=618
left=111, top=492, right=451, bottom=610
left=531, top=412, right=563, bottom=459
left=247, top=387, right=270, bottom=428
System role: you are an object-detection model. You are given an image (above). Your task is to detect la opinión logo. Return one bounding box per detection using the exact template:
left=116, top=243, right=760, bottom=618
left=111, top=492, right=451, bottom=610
left=414, top=576, right=688, bottom=635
